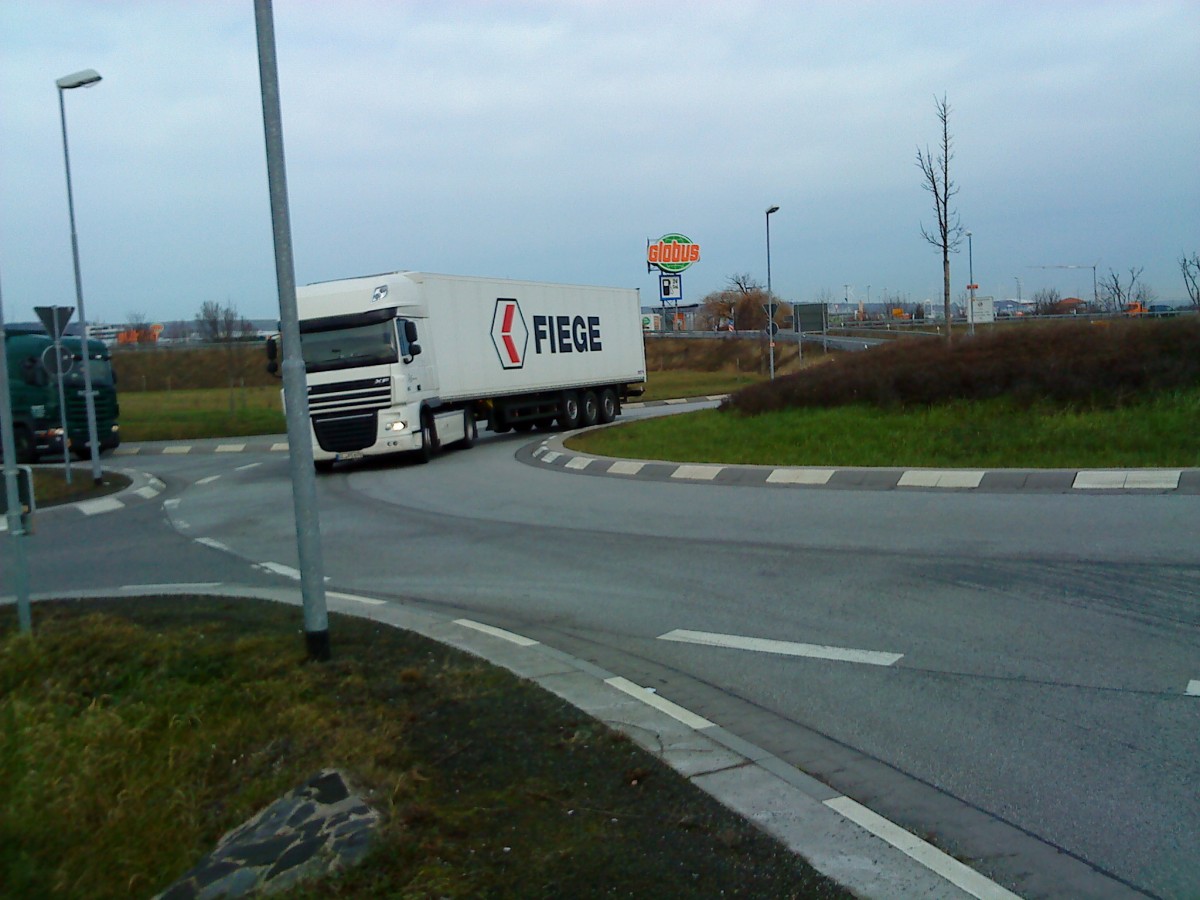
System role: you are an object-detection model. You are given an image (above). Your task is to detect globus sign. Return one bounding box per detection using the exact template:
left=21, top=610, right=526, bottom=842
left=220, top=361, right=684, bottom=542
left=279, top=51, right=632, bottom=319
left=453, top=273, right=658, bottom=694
left=647, top=233, right=701, bottom=273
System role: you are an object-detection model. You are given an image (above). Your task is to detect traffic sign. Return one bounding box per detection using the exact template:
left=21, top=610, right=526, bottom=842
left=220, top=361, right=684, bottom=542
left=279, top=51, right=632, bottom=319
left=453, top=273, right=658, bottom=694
left=34, top=305, right=74, bottom=339
left=765, top=322, right=779, bottom=337
left=41, top=345, right=74, bottom=377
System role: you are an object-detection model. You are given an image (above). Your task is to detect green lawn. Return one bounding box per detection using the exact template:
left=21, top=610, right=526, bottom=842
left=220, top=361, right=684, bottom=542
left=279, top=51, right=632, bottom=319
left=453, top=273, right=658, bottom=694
left=570, top=389, right=1200, bottom=469
left=119, top=386, right=285, bottom=442
left=637, top=370, right=765, bottom=403
left=1, top=598, right=846, bottom=899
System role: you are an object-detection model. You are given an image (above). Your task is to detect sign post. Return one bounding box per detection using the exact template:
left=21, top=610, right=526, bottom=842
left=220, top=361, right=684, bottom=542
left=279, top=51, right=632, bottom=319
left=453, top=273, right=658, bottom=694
left=34, top=306, right=75, bottom=483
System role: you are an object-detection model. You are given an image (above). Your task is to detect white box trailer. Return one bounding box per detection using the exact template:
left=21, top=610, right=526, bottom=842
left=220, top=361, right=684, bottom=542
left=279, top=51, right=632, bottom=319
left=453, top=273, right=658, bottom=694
left=276, top=271, right=646, bottom=469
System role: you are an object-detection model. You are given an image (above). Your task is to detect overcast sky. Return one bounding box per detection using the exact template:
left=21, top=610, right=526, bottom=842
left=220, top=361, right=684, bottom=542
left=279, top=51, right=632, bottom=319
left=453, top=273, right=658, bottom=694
left=2, top=1, right=1197, bottom=325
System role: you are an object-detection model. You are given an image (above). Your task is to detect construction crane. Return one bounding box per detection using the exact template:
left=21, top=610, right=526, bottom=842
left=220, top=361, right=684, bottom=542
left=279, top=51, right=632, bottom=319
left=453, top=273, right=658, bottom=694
left=1029, top=263, right=1099, bottom=307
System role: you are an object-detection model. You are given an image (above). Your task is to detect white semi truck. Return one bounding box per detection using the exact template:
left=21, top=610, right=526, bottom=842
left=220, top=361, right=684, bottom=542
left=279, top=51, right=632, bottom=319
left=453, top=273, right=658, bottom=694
left=268, top=272, right=646, bottom=470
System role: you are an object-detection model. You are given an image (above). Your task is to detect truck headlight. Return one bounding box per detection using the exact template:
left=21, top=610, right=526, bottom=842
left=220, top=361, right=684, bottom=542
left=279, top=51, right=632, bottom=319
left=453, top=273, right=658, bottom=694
left=384, top=419, right=408, bottom=433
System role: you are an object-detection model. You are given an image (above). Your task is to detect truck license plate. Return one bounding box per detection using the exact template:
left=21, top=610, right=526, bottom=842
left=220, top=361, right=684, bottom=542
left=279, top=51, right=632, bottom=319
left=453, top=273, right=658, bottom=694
left=335, top=451, right=364, bottom=461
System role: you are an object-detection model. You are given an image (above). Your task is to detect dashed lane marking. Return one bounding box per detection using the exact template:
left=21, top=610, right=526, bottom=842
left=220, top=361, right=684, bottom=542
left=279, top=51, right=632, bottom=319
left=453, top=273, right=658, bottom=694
left=162, top=445, right=191, bottom=454
left=195, top=537, right=231, bottom=553
left=236, top=462, right=261, bottom=471
left=455, top=619, right=540, bottom=646
left=270, top=443, right=288, bottom=451
left=259, top=562, right=301, bottom=580
left=564, top=457, right=593, bottom=470
left=216, top=443, right=246, bottom=452
left=605, top=676, right=716, bottom=729
left=134, top=485, right=161, bottom=500
left=1187, top=680, right=1200, bottom=697
left=195, top=475, right=221, bottom=485
left=540, top=451, right=561, bottom=464
left=328, top=591, right=387, bottom=607
left=659, top=628, right=903, bottom=667
left=824, top=796, right=1023, bottom=900
left=77, top=497, right=125, bottom=515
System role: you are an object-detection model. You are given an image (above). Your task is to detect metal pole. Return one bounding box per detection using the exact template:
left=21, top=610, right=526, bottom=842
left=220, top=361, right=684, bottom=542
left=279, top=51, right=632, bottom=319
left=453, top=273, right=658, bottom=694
left=52, top=320, right=72, bottom=483
left=967, top=231, right=975, bottom=336
left=765, top=205, right=778, bottom=379
left=0, top=272, right=33, bottom=633
left=57, top=84, right=103, bottom=486
left=254, top=0, right=331, bottom=662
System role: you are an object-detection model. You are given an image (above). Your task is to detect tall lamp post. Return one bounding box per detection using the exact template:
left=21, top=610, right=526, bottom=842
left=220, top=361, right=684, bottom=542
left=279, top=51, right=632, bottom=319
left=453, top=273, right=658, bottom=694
left=966, top=230, right=975, bottom=335
left=56, top=68, right=104, bottom=486
left=765, top=205, right=779, bottom=380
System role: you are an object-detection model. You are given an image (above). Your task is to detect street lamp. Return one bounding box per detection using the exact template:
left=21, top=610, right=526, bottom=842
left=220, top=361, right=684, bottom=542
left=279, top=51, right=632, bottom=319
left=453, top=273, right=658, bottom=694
left=765, top=205, right=779, bottom=379
left=56, top=68, right=104, bottom=486
left=966, top=230, right=975, bottom=335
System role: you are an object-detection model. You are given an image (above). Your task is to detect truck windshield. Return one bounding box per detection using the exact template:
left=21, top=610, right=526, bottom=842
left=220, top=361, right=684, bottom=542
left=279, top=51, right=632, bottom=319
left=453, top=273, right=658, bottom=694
left=300, top=321, right=398, bottom=373
left=65, top=357, right=115, bottom=387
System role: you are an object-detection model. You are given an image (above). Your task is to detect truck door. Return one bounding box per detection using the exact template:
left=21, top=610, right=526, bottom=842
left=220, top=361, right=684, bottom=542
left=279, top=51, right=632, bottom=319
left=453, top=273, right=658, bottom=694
left=399, top=318, right=437, bottom=395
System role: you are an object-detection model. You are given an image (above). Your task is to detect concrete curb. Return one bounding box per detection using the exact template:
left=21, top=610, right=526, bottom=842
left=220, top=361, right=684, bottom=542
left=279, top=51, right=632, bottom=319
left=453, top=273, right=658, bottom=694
left=4, top=584, right=1019, bottom=900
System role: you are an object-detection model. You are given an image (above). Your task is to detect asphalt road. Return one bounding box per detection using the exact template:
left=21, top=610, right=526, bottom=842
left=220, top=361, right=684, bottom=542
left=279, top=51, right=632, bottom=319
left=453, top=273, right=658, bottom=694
left=10, top=410, right=1199, bottom=899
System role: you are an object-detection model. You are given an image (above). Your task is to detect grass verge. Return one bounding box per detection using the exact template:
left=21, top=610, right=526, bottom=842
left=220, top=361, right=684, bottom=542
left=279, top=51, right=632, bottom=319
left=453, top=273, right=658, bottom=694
left=1, top=597, right=848, bottom=899
left=569, top=389, right=1200, bottom=469
left=0, top=469, right=131, bottom=513
left=119, top=387, right=285, bottom=442
left=637, top=370, right=766, bottom=403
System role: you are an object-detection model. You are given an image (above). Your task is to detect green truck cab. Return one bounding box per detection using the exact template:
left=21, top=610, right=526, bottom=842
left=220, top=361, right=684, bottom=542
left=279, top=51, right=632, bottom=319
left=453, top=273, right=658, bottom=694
left=3, top=326, right=120, bottom=462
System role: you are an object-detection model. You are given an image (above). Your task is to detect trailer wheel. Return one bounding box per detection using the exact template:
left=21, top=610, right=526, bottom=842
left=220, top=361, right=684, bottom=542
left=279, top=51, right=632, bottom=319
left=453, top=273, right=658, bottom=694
left=557, top=391, right=581, bottom=430
left=598, top=388, right=618, bottom=424
left=581, top=390, right=600, bottom=427
left=14, top=426, right=36, bottom=464
left=460, top=409, right=477, bottom=448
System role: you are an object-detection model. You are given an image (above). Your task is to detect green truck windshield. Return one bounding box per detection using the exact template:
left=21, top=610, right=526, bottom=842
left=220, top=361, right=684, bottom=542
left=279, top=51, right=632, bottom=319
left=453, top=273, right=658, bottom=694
left=300, top=320, right=398, bottom=373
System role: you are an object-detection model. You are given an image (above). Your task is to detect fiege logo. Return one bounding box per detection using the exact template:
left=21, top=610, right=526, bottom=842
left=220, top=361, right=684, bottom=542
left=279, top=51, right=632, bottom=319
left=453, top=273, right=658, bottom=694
left=491, top=298, right=528, bottom=369
left=490, top=297, right=605, bottom=370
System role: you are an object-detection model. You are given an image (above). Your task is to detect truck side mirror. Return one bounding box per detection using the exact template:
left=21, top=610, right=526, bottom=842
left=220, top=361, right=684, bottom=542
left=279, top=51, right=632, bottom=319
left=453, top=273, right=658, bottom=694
left=404, top=321, right=418, bottom=344
left=408, top=342, right=421, bottom=359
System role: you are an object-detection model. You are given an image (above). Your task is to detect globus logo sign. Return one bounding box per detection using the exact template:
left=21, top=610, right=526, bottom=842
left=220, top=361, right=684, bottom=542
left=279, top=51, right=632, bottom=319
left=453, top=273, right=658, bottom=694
left=647, top=233, right=700, bottom=273
left=491, top=298, right=528, bottom=369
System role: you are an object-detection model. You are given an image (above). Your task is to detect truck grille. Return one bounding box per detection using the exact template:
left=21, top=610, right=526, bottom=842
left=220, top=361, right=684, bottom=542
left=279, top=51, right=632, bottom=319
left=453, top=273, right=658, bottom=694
left=308, top=377, right=392, bottom=453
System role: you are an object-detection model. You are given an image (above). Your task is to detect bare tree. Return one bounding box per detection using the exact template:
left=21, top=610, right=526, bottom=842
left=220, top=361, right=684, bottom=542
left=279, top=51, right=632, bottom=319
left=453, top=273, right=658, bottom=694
left=195, top=300, right=253, bottom=343
left=699, top=273, right=768, bottom=331
left=917, top=94, right=964, bottom=342
left=1032, top=287, right=1062, bottom=316
left=1181, top=252, right=1200, bottom=307
left=1098, top=267, right=1143, bottom=311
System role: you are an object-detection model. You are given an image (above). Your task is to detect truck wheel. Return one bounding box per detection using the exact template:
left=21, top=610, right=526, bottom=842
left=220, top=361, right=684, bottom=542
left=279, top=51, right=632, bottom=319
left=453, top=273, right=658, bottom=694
left=557, top=391, right=581, bottom=430
left=460, top=409, right=477, bottom=448
left=418, top=411, right=437, bottom=463
left=581, top=390, right=600, bottom=427
left=598, top=388, right=618, bottom=424
left=14, top=426, right=36, bottom=464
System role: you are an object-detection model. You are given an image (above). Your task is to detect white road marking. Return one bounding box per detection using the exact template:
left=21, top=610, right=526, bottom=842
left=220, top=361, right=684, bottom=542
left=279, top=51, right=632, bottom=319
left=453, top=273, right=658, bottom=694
left=270, top=442, right=288, bottom=451
left=824, top=796, right=1022, bottom=900
left=664, top=398, right=689, bottom=405
left=671, top=464, right=723, bottom=481
left=328, top=591, right=387, bottom=607
left=455, top=619, right=539, bottom=646
left=540, top=451, right=561, bottom=464
left=77, top=497, right=124, bottom=515
left=163, top=445, right=192, bottom=454
left=134, top=485, right=161, bottom=500
left=898, top=470, right=985, bottom=489
left=605, top=676, right=715, bottom=729
left=607, top=460, right=644, bottom=476
left=195, top=537, right=231, bottom=552
left=163, top=498, right=181, bottom=509
left=1187, top=680, right=1200, bottom=697
left=659, top=629, right=903, bottom=667
left=532, top=446, right=547, bottom=458
left=767, top=468, right=835, bottom=485
left=195, top=475, right=221, bottom=485
left=215, top=443, right=246, bottom=452
left=112, top=447, right=140, bottom=455
left=1074, top=470, right=1181, bottom=490
left=121, top=582, right=222, bottom=591
left=235, top=462, right=261, bottom=471
left=564, top=457, right=592, bottom=470
left=260, top=562, right=301, bottom=580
